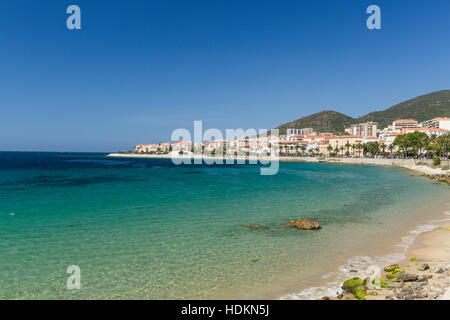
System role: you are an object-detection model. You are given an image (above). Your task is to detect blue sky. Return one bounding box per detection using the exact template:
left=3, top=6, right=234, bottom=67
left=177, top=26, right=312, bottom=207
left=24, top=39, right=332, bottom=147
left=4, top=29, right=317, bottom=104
left=1, top=0, right=449, bottom=152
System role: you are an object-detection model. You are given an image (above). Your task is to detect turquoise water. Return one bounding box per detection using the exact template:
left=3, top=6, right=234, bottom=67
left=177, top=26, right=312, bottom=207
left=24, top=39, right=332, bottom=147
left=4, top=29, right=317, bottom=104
left=0, top=152, right=448, bottom=299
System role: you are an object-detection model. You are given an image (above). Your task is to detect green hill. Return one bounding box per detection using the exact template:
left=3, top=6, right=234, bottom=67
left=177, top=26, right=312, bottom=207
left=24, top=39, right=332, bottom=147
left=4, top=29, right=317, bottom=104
left=275, top=90, right=450, bottom=134
left=276, top=110, right=353, bottom=134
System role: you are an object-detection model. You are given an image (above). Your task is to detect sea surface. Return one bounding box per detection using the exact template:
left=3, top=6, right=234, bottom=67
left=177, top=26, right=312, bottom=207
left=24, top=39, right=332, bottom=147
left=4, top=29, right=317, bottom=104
left=0, top=152, right=449, bottom=299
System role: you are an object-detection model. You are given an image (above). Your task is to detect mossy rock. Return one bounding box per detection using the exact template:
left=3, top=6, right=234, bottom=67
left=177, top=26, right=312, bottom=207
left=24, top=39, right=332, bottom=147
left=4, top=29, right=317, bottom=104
left=367, top=291, right=378, bottom=296
left=384, top=264, right=399, bottom=272
left=372, top=278, right=390, bottom=288
left=386, top=273, right=402, bottom=280
left=444, top=228, right=450, bottom=231
left=392, top=267, right=405, bottom=274
left=354, top=289, right=367, bottom=300
left=410, top=257, right=417, bottom=262
left=342, top=277, right=365, bottom=293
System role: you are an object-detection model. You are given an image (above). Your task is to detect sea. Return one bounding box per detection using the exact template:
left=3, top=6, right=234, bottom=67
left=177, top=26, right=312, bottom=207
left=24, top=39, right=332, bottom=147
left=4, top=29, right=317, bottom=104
left=0, top=152, right=449, bottom=299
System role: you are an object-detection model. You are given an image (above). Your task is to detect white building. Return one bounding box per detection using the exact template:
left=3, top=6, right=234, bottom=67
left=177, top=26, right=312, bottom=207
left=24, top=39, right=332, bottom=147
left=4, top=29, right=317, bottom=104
left=345, top=122, right=377, bottom=137
left=421, top=117, right=450, bottom=131
left=286, top=128, right=314, bottom=136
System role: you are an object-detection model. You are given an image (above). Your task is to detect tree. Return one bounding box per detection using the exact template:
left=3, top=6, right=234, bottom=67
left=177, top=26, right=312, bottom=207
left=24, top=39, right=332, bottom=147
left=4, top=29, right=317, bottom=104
left=388, top=144, right=394, bottom=156
left=393, top=131, right=429, bottom=158
left=351, top=144, right=356, bottom=156
left=327, top=145, right=333, bottom=156
left=345, top=142, right=351, bottom=155
left=334, top=146, right=340, bottom=156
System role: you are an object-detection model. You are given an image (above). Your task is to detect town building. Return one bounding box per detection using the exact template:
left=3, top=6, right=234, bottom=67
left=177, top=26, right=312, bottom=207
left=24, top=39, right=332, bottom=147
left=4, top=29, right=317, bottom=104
left=345, top=122, right=377, bottom=137
left=392, top=119, right=419, bottom=130
left=421, top=117, right=450, bottom=131
left=286, top=128, right=314, bottom=136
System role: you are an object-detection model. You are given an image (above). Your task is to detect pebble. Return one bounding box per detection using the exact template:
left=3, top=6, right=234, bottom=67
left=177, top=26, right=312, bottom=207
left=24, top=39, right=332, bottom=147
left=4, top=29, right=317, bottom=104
left=417, top=264, right=429, bottom=271
left=418, top=274, right=433, bottom=282
left=434, top=267, right=445, bottom=274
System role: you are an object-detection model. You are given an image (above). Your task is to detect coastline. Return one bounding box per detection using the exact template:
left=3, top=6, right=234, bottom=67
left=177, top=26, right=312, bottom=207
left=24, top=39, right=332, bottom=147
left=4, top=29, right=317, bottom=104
left=363, top=218, right=450, bottom=300
left=107, top=153, right=450, bottom=177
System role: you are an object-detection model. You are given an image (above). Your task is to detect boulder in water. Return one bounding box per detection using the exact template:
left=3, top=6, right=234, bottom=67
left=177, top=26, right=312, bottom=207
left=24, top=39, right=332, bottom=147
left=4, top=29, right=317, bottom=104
left=289, top=218, right=320, bottom=230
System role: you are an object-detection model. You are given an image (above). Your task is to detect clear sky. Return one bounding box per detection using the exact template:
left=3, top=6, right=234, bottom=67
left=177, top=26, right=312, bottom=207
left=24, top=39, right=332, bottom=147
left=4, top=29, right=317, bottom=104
left=1, top=0, right=449, bottom=152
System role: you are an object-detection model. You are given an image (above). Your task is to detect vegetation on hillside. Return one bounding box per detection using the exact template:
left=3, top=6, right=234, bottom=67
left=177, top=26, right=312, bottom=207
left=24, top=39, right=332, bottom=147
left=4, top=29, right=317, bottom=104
left=276, top=90, right=450, bottom=134
left=276, top=110, right=353, bottom=134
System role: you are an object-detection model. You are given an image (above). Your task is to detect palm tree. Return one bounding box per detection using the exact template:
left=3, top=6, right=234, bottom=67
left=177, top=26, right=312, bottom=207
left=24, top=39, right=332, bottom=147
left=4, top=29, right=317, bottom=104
left=388, top=144, right=394, bottom=157
left=327, top=145, right=333, bottom=156
left=351, top=144, right=356, bottom=156
left=380, top=143, right=386, bottom=156
left=429, top=134, right=438, bottom=158
left=301, top=145, right=307, bottom=155
left=356, top=143, right=363, bottom=157
left=334, top=146, right=340, bottom=157
left=345, top=142, right=351, bottom=155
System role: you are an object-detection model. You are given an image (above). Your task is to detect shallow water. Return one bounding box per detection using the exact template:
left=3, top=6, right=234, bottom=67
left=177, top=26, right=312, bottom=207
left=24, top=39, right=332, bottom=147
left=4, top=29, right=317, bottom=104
left=0, top=152, right=448, bottom=299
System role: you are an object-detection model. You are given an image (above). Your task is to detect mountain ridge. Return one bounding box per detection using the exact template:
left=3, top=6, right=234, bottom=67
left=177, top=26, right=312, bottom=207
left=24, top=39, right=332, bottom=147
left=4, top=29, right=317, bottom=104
left=275, top=90, right=450, bottom=134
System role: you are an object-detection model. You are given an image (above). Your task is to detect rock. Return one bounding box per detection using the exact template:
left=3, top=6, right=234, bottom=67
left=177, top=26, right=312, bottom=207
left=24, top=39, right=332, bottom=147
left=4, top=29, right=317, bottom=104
left=336, top=293, right=344, bottom=299
left=321, top=296, right=331, bottom=300
left=354, top=289, right=367, bottom=300
left=384, top=264, right=399, bottom=272
left=389, top=282, right=402, bottom=288
left=392, top=267, right=405, bottom=274
left=404, top=295, right=419, bottom=300
left=342, top=277, right=365, bottom=293
left=387, top=273, right=402, bottom=280
left=417, top=264, right=429, bottom=271
left=243, top=223, right=267, bottom=229
left=372, top=278, right=391, bottom=289
left=430, top=292, right=441, bottom=299
left=418, top=274, right=432, bottom=282
left=395, top=273, right=419, bottom=282
left=411, top=282, right=426, bottom=289
left=434, top=267, right=445, bottom=274
left=289, top=218, right=320, bottom=230
left=400, top=288, right=414, bottom=296
left=350, top=269, right=358, bottom=273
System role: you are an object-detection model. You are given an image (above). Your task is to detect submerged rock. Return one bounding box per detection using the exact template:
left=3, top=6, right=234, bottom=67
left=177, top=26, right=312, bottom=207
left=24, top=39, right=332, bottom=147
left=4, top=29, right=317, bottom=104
left=289, top=218, right=320, bottom=230
left=243, top=223, right=267, bottom=230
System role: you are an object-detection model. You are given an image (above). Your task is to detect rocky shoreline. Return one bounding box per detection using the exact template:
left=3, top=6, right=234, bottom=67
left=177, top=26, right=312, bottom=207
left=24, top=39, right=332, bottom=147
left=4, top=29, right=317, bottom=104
left=323, top=223, right=450, bottom=300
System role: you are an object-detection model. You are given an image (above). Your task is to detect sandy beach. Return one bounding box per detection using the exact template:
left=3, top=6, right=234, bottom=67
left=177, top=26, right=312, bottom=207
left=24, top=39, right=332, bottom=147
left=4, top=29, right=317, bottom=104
left=359, top=221, right=450, bottom=300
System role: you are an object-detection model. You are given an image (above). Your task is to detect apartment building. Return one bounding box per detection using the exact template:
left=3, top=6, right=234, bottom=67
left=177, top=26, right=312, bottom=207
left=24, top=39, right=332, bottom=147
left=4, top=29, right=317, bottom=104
left=392, top=119, right=419, bottom=130
left=345, top=122, right=377, bottom=137
left=421, top=117, right=450, bottom=131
